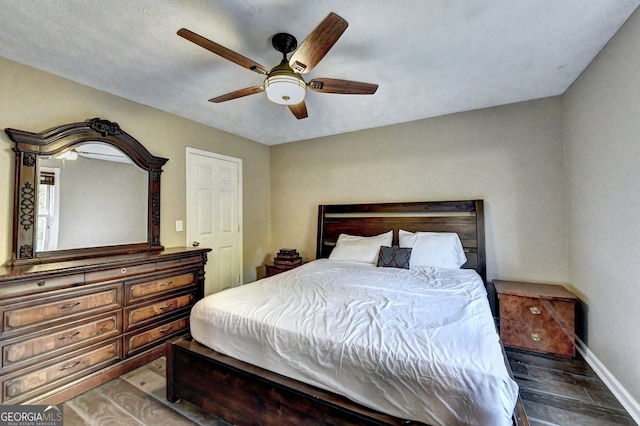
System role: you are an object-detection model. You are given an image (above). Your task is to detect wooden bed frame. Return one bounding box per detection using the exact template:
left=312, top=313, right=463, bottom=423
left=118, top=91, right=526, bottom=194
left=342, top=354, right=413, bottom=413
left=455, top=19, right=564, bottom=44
left=167, top=200, right=528, bottom=425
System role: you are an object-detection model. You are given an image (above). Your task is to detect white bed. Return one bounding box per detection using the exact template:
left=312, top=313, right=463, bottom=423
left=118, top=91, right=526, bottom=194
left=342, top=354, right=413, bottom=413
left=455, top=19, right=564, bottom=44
left=190, top=259, right=518, bottom=426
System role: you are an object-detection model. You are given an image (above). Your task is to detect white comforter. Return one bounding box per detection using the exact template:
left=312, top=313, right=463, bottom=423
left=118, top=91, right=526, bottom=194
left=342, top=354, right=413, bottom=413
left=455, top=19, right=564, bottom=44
left=190, top=259, right=518, bottom=426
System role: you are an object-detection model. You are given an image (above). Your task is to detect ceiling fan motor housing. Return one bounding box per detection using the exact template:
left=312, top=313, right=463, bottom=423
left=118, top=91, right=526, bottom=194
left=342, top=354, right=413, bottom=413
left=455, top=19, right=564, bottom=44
left=272, top=33, right=298, bottom=57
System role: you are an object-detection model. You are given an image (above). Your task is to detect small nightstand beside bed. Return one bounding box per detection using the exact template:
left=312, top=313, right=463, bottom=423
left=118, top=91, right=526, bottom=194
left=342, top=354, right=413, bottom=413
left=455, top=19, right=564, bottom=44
left=167, top=200, right=528, bottom=426
left=495, top=280, right=577, bottom=358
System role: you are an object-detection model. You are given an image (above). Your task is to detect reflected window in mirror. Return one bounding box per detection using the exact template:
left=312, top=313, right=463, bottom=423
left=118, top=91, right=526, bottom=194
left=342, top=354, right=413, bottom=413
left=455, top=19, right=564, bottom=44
left=37, top=167, right=60, bottom=251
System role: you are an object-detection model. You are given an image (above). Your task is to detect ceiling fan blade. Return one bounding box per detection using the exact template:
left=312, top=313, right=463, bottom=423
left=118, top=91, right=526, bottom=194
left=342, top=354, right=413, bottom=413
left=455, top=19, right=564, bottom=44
left=288, top=102, right=308, bottom=119
left=289, top=12, right=348, bottom=74
left=308, top=78, right=378, bottom=95
left=178, top=28, right=268, bottom=75
left=208, top=86, right=265, bottom=103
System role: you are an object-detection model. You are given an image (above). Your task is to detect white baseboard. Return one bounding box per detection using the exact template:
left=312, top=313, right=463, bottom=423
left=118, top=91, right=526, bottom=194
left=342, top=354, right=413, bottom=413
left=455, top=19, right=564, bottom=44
left=575, top=338, right=640, bottom=424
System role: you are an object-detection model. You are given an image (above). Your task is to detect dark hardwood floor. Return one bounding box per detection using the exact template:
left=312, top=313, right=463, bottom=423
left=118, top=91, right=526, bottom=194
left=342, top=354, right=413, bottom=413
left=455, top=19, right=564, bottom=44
left=506, top=348, right=637, bottom=426
left=62, top=353, right=637, bottom=425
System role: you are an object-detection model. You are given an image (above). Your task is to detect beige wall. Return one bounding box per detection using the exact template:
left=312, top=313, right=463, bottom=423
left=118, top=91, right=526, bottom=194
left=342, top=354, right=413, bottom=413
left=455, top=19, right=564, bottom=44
left=271, top=97, right=568, bottom=284
left=564, top=8, right=640, bottom=411
left=0, top=56, right=271, bottom=282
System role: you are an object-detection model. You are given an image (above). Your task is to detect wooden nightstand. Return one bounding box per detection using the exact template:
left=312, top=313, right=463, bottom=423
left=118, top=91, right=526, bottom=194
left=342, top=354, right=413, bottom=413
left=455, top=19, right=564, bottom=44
left=494, top=280, right=577, bottom=357
left=265, top=263, right=304, bottom=277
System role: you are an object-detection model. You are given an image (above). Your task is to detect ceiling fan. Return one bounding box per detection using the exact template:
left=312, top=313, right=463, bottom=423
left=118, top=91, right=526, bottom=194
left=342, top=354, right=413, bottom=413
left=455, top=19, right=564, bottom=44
left=177, top=12, right=378, bottom=119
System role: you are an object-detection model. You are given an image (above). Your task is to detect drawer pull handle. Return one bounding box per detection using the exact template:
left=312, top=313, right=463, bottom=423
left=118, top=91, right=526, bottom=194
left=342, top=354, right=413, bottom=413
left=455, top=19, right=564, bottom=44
left=121, top=267, right=127, bottom=274
left=59, top=331, right=81, bottom=340
left=59, top=302, right=81, bottom=310
left=159, top=326, right=173, bottom=333
left=159, top=304, right=173, bottom=310
left=530, top=333, right=542, bottom=342
left=159, top=281, right=174, bottom=287
left=37, top=280, right=46, bottom=287
left=529, top=306, right=541, bottom=315
left=60, top=361, right=81, bottom=371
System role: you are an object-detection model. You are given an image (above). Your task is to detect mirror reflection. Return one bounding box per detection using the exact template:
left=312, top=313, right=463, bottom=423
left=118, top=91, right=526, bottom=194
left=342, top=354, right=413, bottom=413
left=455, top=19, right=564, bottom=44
left=37, top=143, right=148, bottom=252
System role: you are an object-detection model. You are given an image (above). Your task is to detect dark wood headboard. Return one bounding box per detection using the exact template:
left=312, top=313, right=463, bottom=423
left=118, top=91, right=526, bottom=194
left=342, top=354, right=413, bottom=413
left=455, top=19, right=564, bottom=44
left=316, top=200, right=486, bottom=283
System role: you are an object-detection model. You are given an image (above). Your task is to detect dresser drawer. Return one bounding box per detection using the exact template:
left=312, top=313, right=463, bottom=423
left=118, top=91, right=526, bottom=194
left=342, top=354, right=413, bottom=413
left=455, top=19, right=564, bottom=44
left=126, top=271, right=197, bottom=303
left=1, top=285, right=122, bottom=335
left=85, top=262, right=157, bottom=283
left=0, top=273, right=84, bottom=299
left=124, top=316, right=189, bottom=357
left=500, top=318, right=575, bottom=357
left=1, top=312, right=122, bottom=372
left=157, top=255, right=203, bottom=271
left=499, top=294, right=575, bottom=329
left=2, top=339, right=121, bottom=404
left=125, top=291, right=196, bottom=330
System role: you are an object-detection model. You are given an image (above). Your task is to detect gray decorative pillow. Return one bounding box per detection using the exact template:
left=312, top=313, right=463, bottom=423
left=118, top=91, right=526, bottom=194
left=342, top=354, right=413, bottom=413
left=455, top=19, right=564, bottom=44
left=376, top=246, right=412, bottom=269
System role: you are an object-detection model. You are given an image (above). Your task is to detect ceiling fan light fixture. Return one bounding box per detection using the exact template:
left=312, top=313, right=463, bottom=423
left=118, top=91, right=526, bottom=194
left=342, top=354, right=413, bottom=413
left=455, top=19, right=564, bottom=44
left=264, top=60, right=306, bottom=105
left=265, top=74, right=306, bottom=105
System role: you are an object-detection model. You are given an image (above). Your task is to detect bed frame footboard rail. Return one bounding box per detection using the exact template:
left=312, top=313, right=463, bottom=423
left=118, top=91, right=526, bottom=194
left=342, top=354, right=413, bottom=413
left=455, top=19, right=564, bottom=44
left=166, top=338, right=421, bottom=426
left=167, top=338, right=527, bottom=426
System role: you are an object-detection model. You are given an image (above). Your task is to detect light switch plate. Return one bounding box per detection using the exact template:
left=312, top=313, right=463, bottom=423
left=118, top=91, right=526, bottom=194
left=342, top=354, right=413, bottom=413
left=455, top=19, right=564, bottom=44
left=175, top=220, right=183, bottom=232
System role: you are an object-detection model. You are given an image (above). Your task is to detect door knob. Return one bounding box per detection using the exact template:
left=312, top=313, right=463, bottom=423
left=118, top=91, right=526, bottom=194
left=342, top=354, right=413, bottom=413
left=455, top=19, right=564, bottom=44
left=192, top=241, right=200, bottom=247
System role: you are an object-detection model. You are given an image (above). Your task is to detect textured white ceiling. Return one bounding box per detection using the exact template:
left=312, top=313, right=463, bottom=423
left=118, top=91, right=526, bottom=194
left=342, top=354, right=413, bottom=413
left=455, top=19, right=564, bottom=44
left=0, top=1, right=638, bottom=145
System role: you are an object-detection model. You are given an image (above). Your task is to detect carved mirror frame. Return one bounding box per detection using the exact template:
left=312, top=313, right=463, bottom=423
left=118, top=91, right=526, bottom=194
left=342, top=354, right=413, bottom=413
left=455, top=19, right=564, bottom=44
left=5, top=118, right=168, bottom=265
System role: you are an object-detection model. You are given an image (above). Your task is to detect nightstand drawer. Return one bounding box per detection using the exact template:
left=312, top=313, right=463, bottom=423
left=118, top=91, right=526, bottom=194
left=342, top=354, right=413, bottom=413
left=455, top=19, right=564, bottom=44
left=499, top=294, right=574, bottom=329
left=500, top=318, right=574, bottom=357
left=265, top=263, right=305, bottom=277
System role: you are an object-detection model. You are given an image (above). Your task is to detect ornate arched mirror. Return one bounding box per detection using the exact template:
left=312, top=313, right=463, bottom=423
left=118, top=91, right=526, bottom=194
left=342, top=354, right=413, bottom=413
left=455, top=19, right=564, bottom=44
left=5, top=118, right=168, bottom=265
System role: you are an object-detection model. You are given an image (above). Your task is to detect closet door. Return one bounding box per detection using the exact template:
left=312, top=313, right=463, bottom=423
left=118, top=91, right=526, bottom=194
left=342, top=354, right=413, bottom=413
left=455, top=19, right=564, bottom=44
left=186, top=148, right=243, bottom=295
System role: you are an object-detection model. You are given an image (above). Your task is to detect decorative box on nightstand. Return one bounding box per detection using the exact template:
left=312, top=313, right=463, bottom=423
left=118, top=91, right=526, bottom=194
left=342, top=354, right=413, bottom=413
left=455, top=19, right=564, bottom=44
left=494, top=280, right=577, bottom=358
left=265, top=248, right=304, bottom=277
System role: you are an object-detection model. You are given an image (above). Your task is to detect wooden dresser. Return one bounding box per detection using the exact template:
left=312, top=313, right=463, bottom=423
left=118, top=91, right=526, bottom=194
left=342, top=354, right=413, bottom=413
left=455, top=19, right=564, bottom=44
left=0, top=247, right=209, bottom=405
left=494, top=280, right=577, bottom=358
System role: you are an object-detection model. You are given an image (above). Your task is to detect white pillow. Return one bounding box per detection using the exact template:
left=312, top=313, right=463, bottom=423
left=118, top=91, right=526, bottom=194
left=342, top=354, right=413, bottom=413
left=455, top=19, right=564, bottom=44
left=399, top=229, right=467, bottom=269
left=328, top=231, right=393, bottom=264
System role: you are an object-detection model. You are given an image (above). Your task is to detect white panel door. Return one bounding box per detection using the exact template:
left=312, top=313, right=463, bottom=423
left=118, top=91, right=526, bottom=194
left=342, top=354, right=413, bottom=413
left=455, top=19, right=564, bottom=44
left=186, top=148, right=242, bottom=295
